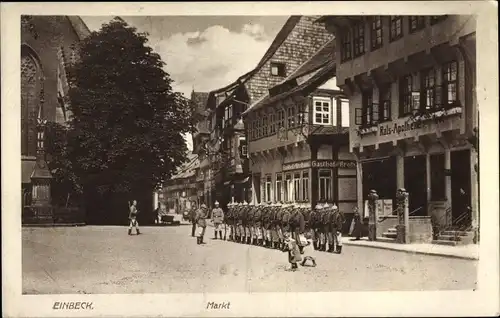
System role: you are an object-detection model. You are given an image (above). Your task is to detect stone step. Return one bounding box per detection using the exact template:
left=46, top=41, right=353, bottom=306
left=437, top=234, right=463, bottom=242
left=376, top=236, right=398, bottom=243
left=432, top=239, right=458, bottom=246
left=441, top=230, right=474, bottom=237
left=382, top=232, right=397, bottom=239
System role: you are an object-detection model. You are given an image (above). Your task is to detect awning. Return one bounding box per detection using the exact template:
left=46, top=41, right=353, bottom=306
left=22, top=160, right=36, bottom=184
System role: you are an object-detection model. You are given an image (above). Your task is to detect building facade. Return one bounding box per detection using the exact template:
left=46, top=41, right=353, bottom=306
left=243, top=39, right=358, bottom=233
left=162, top=153, right=199, bottom=213
left=21, top=16, right=90, bottom=223
left=319, top=15, right=477, bottom=243
left=205, top=15, right=334, bottom=211
left=190, top=91, right=210, bottom=205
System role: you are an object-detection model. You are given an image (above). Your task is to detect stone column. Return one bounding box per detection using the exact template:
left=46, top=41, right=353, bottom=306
left=396, top=152, right=405, bottom=190
left=395, top=188, right=410, bottom=244
left=367, top=189, right=379, bottom=241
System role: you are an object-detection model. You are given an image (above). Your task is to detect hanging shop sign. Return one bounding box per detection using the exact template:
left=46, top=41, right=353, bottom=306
left=311, top=160, right=357, bottom=169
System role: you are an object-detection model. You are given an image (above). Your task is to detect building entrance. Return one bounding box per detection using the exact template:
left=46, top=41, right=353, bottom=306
left=404, top=155, right=428, bottom=216
left=451, top=149, right=472, bottom=228
left=362, top=156, right=397, bottom=202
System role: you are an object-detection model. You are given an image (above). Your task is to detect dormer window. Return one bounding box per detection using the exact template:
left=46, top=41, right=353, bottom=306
left=270, top=62, right=286, bottom=77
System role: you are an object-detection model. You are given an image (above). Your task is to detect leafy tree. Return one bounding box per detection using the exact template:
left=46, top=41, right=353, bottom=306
left=66, top=17, right=196, bottom=224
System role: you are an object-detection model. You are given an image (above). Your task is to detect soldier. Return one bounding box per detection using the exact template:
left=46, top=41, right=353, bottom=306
left=332, top=204, right=346, bottom=254
left=211, top=201, right=225, bottom=240
left=290, top=203, right=306, bottom=254
left=280, top=203, right=292, bottom=251
left=325, top=203, right=336, bottom=253
left=189, top=203, right=198, bottom=237
left=128, top=200, right=140, bottom=236
left=195, top=204, right=209, bottom=245
left=240, top=201, right=248, bottom=244
left=253, top=202, right=264, bottom=246
left=270, top=203, right=280, bottom=249
left=309, top=204, right=323, bottom=250
left=263, top=202, right=273, bottom=248
left=235, top=202, right=242, bottom=243
left=246, top=202, right=254, bottom=244
left=226, top=202, right=233, bottom=241
left=319, top=203, right=330, bottom=251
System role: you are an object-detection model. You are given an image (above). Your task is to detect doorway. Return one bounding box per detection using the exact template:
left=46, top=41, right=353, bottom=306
left=362, top=156, right=397, bottom=201
left=404, top=155, right=428, bottom=216
left=451, top=149, right=472, bottom=228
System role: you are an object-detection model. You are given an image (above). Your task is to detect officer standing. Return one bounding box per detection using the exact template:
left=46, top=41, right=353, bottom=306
left=290, top=203, right=305, bottom=253
left=189, top=204, right=198, bottom=237
left=332, top=204, right=346, bottom=254
left=211, top=201, right=225, bottom=240
left=195, top=204, right=208, bottom=245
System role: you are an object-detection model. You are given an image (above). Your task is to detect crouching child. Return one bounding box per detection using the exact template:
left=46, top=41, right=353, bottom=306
left=282, top=233, right=316, bottom=271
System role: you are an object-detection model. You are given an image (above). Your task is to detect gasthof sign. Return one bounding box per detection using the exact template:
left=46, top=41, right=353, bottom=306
left=311, top=160, right=357, bottom=169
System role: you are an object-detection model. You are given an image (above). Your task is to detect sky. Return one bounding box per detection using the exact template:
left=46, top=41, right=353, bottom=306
left=81, top=16, right=289, bottom=151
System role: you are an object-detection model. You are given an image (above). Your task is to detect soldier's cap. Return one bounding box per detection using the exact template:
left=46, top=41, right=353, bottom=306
left=332, top=204, right=338, bottom=210
left=322, top=203, right=330, bottom=209
left=315, top=204, right=323, bottom=210
left=201, top=204, right=207, bottom=208
left=243, top=201, right=248, bottom=205
left=275, top=202, right=282, bottom=206
left=215, top=201, right=219, bottom=205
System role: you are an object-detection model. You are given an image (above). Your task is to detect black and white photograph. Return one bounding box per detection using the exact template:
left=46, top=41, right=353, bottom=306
left=2, top=2, right=499, bottom=317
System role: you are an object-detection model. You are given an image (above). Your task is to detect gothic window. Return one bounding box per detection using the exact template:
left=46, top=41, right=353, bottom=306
left=21, top=53, right=40, bottom=156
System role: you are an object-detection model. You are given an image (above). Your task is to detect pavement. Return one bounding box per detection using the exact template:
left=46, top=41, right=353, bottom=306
left=342, top=238, right=479, bottom=260
left=22, top=225, right=478, bottom=294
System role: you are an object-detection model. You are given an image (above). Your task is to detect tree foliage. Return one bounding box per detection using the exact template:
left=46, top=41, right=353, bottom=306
left=63, top=17, right=196, bottom=220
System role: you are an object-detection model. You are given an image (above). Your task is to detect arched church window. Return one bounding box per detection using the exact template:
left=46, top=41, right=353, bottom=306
left=21, top=53, right=40, bottom=156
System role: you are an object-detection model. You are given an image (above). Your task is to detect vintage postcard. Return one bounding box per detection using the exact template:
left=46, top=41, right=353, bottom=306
left=1, top=1, right=499, bottom=317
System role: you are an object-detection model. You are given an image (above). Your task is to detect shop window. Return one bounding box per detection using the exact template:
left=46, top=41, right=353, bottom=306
left=409, top=16, right=425, bottom=33
left=275, top=173, right=283, bottom=202
left=370, top=16, right=383, bottom=50
left=353, top=22, right=365, bottom=57
left=265, top=174, right=272, bottom=203
left=442, top=61, right=458, bottom=107
left=420, top=67, right=437, bottom=111
left=294, top=172, right=301, bottom=202
left=341, top=98, right=350, bottom=127
left=302, top=171, right=309, bottom=201
left=285, top=173, right=293, bottom=202
left=318, top=169, right=332, bottom=202
left=271, top=62, right=286, bottom=77
left=313, top=97, right=331, bottom=125
left=430, top=154, right=446, bottom=200
left=390, top=16, right=403, bottom=42
left=341, top=28, right=352, bottom=62
left=399, top=74, right=415, bottom=117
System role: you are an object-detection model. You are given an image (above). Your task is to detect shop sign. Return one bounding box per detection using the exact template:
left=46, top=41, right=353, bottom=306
left=311, top=160, right=357, bottom=169
left=379, top=121, right=424, bottom=136
left=282, top=161, right=310, bottom=171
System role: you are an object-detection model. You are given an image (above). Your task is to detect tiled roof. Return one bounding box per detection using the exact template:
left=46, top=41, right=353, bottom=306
left=209, top=16, right=302, bottom=96
left=243, top=60, right=337, bottom=115
left=287, top=39, right=335, bottom=81
left=243, top=38, right=337, bottom=115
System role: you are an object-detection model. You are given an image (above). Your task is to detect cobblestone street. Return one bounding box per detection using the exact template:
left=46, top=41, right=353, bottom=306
left=22, top=225, right=477, bottom=294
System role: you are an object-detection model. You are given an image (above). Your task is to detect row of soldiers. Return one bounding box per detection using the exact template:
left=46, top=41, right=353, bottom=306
left=221, top=201, right=346, bottom=254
